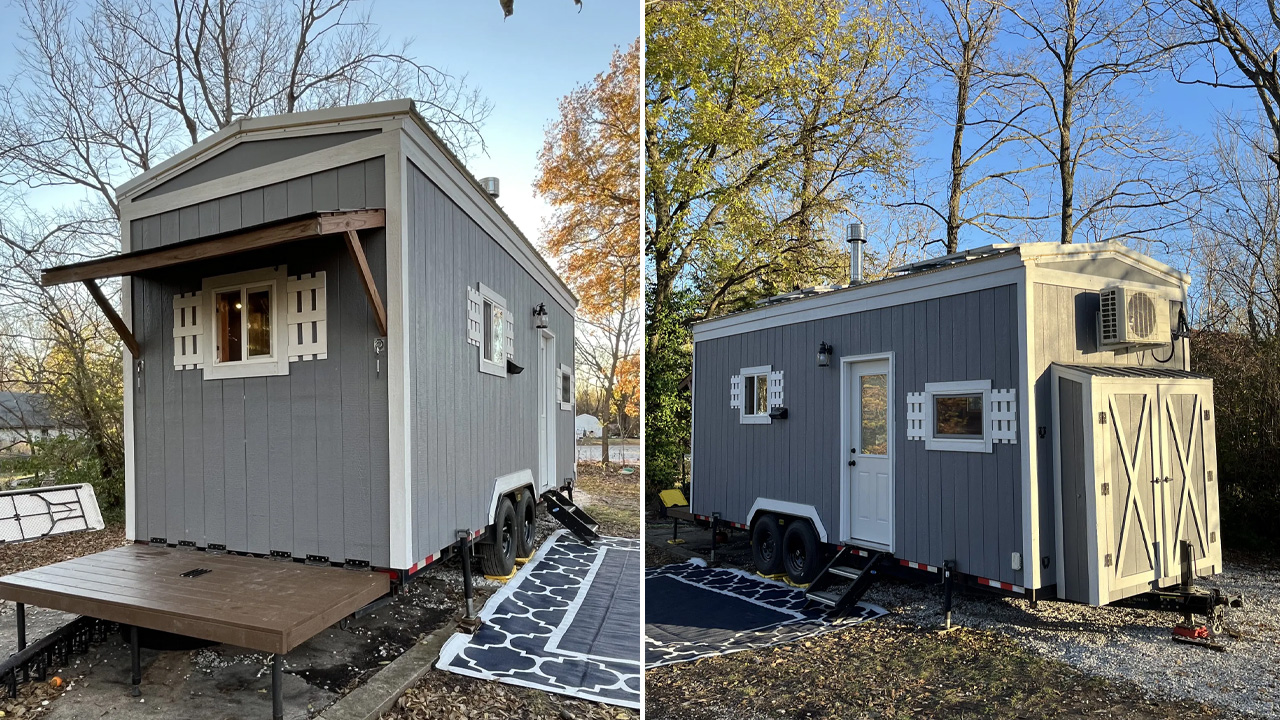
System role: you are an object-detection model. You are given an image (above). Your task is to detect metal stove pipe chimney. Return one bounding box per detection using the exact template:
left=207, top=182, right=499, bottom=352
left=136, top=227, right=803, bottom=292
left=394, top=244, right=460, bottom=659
left=846, top=222, right=866, bottom=284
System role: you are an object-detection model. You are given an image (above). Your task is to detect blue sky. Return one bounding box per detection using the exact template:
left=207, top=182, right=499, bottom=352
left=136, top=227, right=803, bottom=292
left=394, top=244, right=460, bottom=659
left=0, top=0, right=639, bottom=243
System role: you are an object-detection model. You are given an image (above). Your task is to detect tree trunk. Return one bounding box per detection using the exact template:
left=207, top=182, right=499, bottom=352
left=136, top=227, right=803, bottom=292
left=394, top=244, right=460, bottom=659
left=1059, top=0, right=1078, bottom=245
left=947, top=50, right=971, bottom=254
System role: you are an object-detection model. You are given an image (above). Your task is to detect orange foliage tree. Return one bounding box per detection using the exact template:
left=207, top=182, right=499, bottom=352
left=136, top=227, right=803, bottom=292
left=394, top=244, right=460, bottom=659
left=535, top=39, right=641, bottom=464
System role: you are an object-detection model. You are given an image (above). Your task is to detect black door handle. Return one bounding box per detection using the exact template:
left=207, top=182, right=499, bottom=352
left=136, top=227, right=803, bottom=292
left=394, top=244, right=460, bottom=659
left=848, top=460, right=857, bottom=467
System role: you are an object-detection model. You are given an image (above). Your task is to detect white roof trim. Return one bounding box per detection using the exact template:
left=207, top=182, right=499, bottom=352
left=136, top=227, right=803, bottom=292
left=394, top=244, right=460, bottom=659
left=693, top=242, right=1188, bottom=343
left=116, top=100, right=415, bottom=198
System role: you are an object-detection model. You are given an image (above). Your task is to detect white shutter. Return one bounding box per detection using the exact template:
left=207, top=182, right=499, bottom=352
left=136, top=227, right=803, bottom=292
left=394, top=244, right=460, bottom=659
left=767, top=370, right=785, bottom=408
left=287, top=272, right=327, bottom=361
left=466, top=286, right=483, bottom=348
left=906, top=392, right=927, bottom=440
left=990, top=389, right=1018, bottom=444
left=505, top=310, right=515, bottom=361
left=730, top=375, right=742, bottom=409
left=172, top=291, right=204, bottom=370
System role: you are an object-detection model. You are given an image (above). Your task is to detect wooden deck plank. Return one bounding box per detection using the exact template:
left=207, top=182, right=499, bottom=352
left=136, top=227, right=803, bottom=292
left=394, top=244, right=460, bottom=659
left=0, top=545, right=388, bottom=654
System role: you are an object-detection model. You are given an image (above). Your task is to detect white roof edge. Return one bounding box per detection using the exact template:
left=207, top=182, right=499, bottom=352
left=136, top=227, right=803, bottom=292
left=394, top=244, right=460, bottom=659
left=111, top=99, right=578, bottom=311
left=1021, top=240, right=1193, bottom=285
left=115, top=99, right=416, bottom=198
left=691, top=241, right=1189, bottom=342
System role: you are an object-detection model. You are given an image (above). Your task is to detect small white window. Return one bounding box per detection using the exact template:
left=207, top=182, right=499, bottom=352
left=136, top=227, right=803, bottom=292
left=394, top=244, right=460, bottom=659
left=559, top=364, right=573, bottom=410
left=200, top=267, right=289, bottom=380
left=738, top=365, right=773, bottom=425
left=470, top=283, right=511, bottom=377
left=923, top=380, right=991, bottom=452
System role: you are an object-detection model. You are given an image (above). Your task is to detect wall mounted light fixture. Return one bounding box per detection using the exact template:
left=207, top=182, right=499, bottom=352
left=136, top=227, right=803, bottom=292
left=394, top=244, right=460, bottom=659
left=817, top=342, right=833, bottom=367
left=533, top=303, right=549, bottom=329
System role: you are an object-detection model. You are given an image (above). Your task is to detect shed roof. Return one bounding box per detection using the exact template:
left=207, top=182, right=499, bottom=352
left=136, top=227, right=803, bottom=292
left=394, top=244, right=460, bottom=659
left=0, top=393, right=56, bottom=430
left=1054, top=364, right=1209, bottom=380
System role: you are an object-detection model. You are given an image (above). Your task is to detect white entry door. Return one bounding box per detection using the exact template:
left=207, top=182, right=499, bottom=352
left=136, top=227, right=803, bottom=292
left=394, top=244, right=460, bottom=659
left=846, top=358, right=893, bottom=549
left=538, top=331, right=557, bottom=493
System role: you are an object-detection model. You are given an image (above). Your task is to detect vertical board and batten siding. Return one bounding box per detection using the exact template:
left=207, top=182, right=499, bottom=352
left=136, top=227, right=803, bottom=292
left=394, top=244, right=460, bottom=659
left=1056, top=376, right=1090, bottom=603
left=404, top=162, right=576, bottom=563
left=131, top=157, right=391, bottom=566
left=692, top=285, right=1024, bottom=586
left=1030, top=277, right=1183, bottom=586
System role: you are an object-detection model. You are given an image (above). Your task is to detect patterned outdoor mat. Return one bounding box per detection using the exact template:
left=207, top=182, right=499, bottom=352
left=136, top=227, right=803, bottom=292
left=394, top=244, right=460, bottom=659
left=645, top=559, right=887, bottom=668
left=436, top=530, right=641, bottom=708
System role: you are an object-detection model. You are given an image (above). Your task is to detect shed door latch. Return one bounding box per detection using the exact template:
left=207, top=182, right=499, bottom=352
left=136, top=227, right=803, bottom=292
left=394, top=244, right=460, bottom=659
left=1098, top=412, right=1107, bottom=425
left=374, top=337, right=385, bottom=377
left=1100, top=482, right=1110, bottom=496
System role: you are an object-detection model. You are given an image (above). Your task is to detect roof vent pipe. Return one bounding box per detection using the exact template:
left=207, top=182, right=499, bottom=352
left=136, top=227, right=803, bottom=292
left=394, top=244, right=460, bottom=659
left=480, top=176, right=500, bottom=199
left=846, top=222, right=866, bottom=285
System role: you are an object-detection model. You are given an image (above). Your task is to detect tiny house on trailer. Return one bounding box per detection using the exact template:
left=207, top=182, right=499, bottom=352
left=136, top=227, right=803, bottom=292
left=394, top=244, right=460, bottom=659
left=688, top=240, right=1222, bottom=608
left=41, top=99, right=578, bottom=582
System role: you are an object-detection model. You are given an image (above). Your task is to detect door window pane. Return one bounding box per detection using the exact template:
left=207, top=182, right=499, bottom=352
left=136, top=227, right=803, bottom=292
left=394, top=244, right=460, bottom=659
left=935, top=394, right=984, bottom=437
left=245, top=287, right=272, bottom=357
left=860, top=373, right=888, bottom=455
left=216, top=290, right=242, bottom=363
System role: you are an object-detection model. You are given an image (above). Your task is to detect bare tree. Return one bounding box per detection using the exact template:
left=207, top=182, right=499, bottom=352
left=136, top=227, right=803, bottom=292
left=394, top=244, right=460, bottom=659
left=1167, top=1, right=1280, bottom=172
left=893, top=0, right=1050, bottom=253
left=1002, top=0, right=1201, bottom=245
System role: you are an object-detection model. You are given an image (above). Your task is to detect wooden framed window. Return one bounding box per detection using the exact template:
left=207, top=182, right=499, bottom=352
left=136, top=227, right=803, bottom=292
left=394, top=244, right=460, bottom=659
left=200, top=267, right=290, bottom=380
left=559, top=364, right=573, bottom=410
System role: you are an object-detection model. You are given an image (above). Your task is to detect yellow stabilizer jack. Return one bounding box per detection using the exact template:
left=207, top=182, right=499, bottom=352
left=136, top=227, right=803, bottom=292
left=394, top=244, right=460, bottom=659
left=484, top=567, right=519, bottom=582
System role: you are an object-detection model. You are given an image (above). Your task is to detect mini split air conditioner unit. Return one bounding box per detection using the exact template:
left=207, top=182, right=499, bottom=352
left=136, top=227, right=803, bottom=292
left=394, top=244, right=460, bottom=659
left=1098, top=284, right=1171, bottom=350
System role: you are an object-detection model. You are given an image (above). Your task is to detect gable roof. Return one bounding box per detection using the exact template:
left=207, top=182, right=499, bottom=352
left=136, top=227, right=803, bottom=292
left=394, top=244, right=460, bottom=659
left=0, top=393, right=57, bottom=430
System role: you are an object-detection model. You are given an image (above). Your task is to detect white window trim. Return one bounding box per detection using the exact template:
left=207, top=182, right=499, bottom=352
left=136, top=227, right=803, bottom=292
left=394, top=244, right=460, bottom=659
left=477, top=282, right=508, bottom=378
left=200, top=266, right=290, bottom=380
left=923, top=379, right=992, bottom=453
left=558, top=364, right=573, bottom=411
left=739, top=365, right=772, bottom=425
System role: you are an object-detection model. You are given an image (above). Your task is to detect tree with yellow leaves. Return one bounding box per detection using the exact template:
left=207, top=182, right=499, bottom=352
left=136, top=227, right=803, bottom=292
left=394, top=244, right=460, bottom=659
left=536, top=39, right=641, bottom=465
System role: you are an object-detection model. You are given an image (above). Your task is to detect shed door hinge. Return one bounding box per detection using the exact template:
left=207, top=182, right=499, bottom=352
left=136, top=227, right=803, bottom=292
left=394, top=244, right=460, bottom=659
left=1104, top=553, right=1113, bottom=567
left=1100, top=482, right=1110, bottom=496
left=1099, top=412, right=1107, bottom=425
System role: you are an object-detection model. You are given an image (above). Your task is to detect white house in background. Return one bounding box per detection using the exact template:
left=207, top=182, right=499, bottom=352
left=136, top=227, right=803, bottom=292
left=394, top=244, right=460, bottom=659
left=0, top=392, right=75, bottom=456
left=575, top=414, right=602, bottom=438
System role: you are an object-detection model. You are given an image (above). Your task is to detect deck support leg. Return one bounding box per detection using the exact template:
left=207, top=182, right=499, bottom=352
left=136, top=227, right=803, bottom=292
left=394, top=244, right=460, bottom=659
left=129, top=625, right=141, bottom=697
left=16, top=603, right=26, bottom=652
left=271, top=653, right=283, bottom=720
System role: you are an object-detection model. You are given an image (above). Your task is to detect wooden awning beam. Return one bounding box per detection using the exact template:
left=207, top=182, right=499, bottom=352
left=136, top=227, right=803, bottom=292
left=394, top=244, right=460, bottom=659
left=343, top=230, right=388, bottom=337
left=83, top=279, right=140, bottom=357
left=41, top=209, right=385, bottom=287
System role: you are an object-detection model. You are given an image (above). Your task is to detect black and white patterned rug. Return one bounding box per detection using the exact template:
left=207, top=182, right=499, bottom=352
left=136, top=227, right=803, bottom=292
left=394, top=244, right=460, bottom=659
left=436, top=530, right=641, bottom=708
left=645, top=559, right=887, bottom=668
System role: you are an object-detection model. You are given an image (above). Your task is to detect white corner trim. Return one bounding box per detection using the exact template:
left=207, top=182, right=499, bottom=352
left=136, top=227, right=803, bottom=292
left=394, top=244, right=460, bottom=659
left=389, top=144, right=412, bottom=570
left=747, top=499, right=829, bottom=543
left=1017, top=268, right=1039, bottom=589
left=121, top=218, right=136, bottom=540
left=488, top=469, right=537, bottom=524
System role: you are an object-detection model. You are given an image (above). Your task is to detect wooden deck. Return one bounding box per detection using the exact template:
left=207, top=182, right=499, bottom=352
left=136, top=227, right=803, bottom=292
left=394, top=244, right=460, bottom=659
left=0, top=545, right=389, bottom=654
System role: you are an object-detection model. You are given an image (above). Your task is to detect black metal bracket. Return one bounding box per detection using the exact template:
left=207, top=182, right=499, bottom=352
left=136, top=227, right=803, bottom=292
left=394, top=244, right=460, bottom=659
left=179, top=568, right=212, bottom=578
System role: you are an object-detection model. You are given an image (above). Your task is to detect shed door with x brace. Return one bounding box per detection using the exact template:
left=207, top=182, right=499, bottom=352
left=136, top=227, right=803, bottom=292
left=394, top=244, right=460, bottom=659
left=1094, top=378, right=1221, bottom=604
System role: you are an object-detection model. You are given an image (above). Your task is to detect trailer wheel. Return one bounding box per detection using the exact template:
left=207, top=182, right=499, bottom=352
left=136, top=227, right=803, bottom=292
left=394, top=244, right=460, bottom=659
left=751, top=513, right=784, bottom=575
left=481, top=497, right=518, bottom=577
left=514, top=491, right=537, bottom=559
left=782, top=519, right=822, bottom=584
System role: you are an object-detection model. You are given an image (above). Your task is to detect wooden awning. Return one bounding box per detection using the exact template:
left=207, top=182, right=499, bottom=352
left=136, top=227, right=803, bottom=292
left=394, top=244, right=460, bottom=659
left=41, top=209, right=388, bottom=355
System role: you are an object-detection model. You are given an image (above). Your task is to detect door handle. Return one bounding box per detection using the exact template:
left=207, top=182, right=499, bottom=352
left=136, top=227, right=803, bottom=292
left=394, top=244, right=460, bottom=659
left=848, top=460, right=857, bottom=467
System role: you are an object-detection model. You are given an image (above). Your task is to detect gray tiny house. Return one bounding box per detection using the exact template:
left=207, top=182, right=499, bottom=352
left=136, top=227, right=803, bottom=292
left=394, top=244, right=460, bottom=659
left=689, top=240, right=1221, bottom=606
left=43, top=100, right=578, bottom=580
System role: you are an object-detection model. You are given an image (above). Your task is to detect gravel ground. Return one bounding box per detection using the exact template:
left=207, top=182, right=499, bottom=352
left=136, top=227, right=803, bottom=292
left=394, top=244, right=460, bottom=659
left=857, top=552, right=1279, bottom=718
left=647, top=513, right=1277, bottom=719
